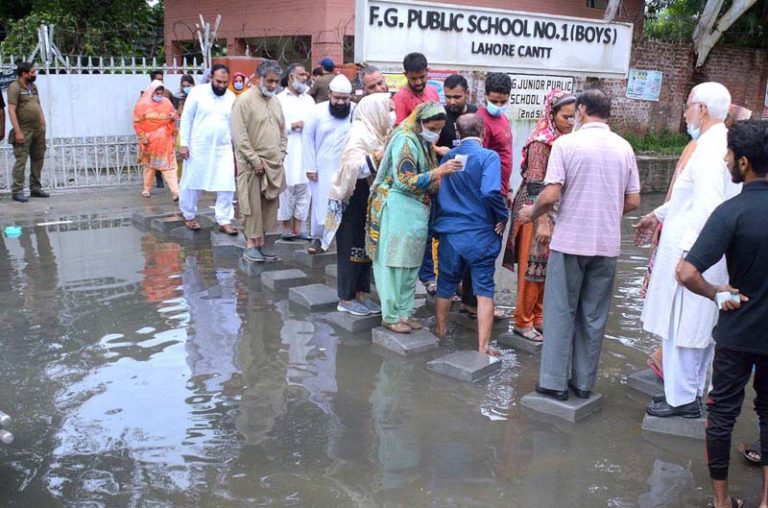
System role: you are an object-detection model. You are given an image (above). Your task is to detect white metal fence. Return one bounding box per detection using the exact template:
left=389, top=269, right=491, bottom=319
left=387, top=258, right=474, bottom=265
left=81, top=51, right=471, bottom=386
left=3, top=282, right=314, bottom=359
left=0, top=55, right=205, bottom=194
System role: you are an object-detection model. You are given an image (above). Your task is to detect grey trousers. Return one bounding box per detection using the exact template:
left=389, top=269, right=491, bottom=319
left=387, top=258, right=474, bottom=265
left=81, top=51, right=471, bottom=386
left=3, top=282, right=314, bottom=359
left=539, top=250, right=618, bottom=392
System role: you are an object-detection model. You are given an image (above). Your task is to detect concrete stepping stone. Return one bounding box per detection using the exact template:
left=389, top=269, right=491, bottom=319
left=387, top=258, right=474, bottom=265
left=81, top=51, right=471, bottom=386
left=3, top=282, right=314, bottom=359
left=293, top=249, right=337, bottom=269
left=497, top=332, right=543, bottom=354
left=628, top=368, right=665, bottom=397
left=152, top=215, right=188, bottom=232
left=169, top=221, right=213, bottom=241
left=132, top=210, right=178, bottom=229
left=261, top=269, right=309, bottom=291
left=371, top=327, right=439, bottom=356
left=521, top=391, right=603, bottom=423
left=289, top=284, right=338, bottom=311
left=210, top=230, right=245, bottom=259
left=239, top=258, right=284, bottom=276
left=273, top=239, right=301, bottom=260
left=325, top=311, right=381, bottom=333
left=426, top=350, right=501, bottom=382
left=642, top=411, right=706, bottom=440
left=325, top=263, right=338, bottom=280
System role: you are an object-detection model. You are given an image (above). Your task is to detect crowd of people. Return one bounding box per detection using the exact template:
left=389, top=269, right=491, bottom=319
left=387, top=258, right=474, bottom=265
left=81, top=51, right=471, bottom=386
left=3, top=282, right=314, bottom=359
left=4, top=51, right=768, bottom=506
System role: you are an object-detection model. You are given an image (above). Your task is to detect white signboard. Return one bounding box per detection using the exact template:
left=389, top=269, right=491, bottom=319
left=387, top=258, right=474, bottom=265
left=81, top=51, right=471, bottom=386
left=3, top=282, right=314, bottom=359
left=508, top=74, right=575, bottom=120
left=625, top=69, right=663, bottom=101
left=355, top=0, right=633, bottom=78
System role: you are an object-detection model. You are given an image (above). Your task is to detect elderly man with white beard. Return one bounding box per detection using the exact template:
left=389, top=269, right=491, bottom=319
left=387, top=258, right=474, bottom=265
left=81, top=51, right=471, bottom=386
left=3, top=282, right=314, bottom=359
left=302, top=74, right=355, bottom=254
left=636, top=82, right=741, bottom=419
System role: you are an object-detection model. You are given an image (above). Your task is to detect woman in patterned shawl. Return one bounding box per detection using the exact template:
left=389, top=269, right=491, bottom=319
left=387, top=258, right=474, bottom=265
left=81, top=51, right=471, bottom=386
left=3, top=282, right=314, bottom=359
left=134, top=79, right=179, bottom=200
left=504, top=89, right=576, bottom=342
left=366, top=101, right=461, bottom=333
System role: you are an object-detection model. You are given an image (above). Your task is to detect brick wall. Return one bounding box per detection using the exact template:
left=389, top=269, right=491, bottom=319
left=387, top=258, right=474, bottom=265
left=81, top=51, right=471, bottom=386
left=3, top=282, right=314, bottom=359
left=587, top=39, right=768, bottom=134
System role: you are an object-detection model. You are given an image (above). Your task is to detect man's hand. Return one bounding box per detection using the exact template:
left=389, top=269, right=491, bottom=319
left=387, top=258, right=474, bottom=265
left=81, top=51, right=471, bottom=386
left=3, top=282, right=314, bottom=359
left=14, top=131, right=25, bottom=145
left=534, top=218, right=552, bottom=245
left=254, top=160, right=266, bottom=175
left=307, top=172, right=318, bottom=182
left=633, top=213, right=660, bottom=246
left=494, top=222, right=505, bottom=236
left=716, top=284, right=749, bottom=311
left=178, top=146, right=190, bottom=159
left=291, top=121, right=304, bottom=132
left=433, top=145, right=450, bottom=157
left=518, top=204, right=534, bottom=224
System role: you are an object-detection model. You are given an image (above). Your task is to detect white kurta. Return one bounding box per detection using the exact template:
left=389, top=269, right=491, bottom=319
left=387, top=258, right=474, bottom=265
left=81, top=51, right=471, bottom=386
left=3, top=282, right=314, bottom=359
left=641, top=123, right=741, bottom=349
left=179, top=84, right=236, bottom=192
left=276, top=89, right=315, bottom=187
left=301, top=101, right=355, bottom=232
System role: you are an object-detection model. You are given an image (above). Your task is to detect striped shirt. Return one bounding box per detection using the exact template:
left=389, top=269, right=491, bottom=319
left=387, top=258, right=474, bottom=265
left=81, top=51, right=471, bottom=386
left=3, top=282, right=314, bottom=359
left=544, top=122, right=640, bottom=257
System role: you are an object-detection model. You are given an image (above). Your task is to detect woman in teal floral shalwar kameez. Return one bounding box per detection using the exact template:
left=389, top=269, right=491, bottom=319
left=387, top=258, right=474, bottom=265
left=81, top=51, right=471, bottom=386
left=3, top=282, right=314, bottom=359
left=366, top=101, right=462, bottom=333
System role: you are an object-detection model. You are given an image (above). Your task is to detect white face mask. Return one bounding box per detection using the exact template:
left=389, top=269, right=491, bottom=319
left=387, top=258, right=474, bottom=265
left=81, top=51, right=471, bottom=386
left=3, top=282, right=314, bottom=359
left=388, top=111, right=396, bottom=127
left=572, top=109, right=583, bottom=131
left=292, top=81, right=308, bottom=94
left=260, top=83, right=276, bottom=98
left=686, top=122, right=702, bottom=140
left=420, top=123, right=440, bottom=144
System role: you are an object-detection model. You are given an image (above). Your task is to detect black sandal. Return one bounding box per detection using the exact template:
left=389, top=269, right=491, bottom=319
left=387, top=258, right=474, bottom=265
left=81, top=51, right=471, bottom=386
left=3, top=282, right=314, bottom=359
left=737, top=442, right=761, bottom=465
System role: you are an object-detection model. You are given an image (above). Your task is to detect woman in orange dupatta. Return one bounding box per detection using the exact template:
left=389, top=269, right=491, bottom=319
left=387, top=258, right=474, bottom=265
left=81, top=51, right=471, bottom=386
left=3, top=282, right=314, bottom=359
left=134, top=80, right=180, bottom=200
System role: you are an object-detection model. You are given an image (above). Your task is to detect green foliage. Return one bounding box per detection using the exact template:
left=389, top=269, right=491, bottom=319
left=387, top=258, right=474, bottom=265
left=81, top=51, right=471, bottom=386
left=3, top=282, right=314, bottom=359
left=645, top=0, right=768, bottom=48
left=623, top=130, right=691, bottom=155
left=0, top=0, right=164, bottom=58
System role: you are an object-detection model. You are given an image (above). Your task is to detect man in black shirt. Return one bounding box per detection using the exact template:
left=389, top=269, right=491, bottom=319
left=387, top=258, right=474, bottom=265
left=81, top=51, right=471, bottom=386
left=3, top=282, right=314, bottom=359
left=678, top=119, right=768, bottom=508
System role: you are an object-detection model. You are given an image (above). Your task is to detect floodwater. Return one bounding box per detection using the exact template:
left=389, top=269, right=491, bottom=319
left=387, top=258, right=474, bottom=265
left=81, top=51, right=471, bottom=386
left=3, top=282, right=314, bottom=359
left=0, top=194, right=761, bottom=507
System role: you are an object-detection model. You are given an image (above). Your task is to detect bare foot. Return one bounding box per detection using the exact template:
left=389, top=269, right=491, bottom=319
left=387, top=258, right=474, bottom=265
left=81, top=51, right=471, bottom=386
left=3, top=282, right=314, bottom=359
left=480, top=347, right=502, bottom=357
left=435, top=325, right=447, bottom=339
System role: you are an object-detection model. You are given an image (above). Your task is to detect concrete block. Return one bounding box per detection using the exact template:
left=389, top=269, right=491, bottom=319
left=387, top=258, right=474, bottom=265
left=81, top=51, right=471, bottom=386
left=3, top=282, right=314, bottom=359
left=238, top=258, right=284, bottom=277
left=628, top=368, right=665, bottom=397
left=325, top=311, right=380, bottom=333
left=288, top=284, right=338, bottom=311
left=325, top=263, right=338, bottom=280
left=264, top=231, right=283, bottom=247
left=210, top=230, right=245, bottom=259
left=426, top=350, right=501, bottom=382
left=641, top=412, right=706, bottom=440
left=272, top=239, right=301, bottom=260
left=132, top=210, right=178, bottom=229
left=260, top=269, right=309, bottom=291
left=169, top=222, right=212, bottom=242
left=371, top=327, right=439, bottom=356
left=151, top=215, right=187, bottom=233
left=293, top=249, right=337, bottom=269
left=497, top=332, right=543, bottom=354
left=521, top=391, right=603, bottom=423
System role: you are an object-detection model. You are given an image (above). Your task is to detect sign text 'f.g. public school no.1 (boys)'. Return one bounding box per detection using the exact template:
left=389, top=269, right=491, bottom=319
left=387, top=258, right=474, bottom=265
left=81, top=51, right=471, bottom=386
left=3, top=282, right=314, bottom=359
left=354, top=0, right=634, bottom=79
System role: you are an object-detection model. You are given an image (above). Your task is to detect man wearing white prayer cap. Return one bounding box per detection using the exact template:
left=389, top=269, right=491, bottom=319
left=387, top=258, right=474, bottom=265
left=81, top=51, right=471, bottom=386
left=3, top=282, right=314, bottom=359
left=302, top=74, right=355, bottom=253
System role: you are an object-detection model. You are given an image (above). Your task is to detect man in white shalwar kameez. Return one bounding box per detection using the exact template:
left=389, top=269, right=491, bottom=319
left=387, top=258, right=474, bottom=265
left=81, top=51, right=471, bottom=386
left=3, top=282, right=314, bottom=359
left=302, top=74, right=355, bottom=254
left=178, top=64, right=238, bottom=235
left=637, top=82, right=741, bottom=418
left=276, top=63, right=314, bottom=240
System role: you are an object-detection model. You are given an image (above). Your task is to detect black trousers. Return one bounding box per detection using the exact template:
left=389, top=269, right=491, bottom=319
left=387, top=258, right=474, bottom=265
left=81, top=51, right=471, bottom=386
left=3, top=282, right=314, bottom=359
left=707, top=346, right=768, bottom=480
left=336, top=179, right=372, bottom=300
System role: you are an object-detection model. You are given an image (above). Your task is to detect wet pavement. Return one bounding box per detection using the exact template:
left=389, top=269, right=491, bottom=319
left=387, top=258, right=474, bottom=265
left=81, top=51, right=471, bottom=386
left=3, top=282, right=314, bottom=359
left=0, top=189, right=762, bottom=507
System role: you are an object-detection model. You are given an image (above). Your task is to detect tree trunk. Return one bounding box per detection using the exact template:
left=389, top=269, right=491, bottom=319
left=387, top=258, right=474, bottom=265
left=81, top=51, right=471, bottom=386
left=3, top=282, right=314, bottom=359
left=693, top=0, right=758, bottom=67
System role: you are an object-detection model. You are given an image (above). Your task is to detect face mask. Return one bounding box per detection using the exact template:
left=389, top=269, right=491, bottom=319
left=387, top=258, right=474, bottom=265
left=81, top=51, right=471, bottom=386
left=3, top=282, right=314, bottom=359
left=292, top=81, right=308, bottom=94
left=212, top=83, right=227, bottom=96
left=234, top=82, right=244, bottom=91
left=329, top=101, right=351, bottom=119
left=182, top=86, right=192, bottom=95
left=420, top=123, right=440, bottom=144
left=572, top=110, right=583, bottom=131
left=388, top=111, right=397, bottom=127
left=27, top=75, right=37, bottom=83
left=152, top=96, right=163, bottom=103
left=260, top=83, right=276, bottom=98
left=486, top=102, right=507, bottom=117
left=686, top=122, right=701, bottom=140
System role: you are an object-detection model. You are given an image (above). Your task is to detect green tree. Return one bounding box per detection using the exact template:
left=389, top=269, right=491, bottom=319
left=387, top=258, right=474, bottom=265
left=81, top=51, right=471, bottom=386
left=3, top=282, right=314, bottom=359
left=0, top=0, right=164, bottom=58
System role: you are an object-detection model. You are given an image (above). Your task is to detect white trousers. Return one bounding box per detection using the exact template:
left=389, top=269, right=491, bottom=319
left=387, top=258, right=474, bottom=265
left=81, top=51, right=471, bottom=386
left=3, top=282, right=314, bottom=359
left=278, top=183, right=311, bottom=222
left=179, top=189, right=234, bottom=225
left=662, top=337, right=714, bottom=407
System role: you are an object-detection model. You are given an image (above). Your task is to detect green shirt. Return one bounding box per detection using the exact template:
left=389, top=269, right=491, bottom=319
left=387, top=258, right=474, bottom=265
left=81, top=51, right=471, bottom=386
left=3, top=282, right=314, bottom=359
left=7, top=79, right=43, bottom=130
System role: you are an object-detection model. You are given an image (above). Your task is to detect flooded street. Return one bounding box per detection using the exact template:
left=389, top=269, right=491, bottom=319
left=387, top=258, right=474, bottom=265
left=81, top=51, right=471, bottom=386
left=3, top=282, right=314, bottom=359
left=0, top=191, right=761, bottom=507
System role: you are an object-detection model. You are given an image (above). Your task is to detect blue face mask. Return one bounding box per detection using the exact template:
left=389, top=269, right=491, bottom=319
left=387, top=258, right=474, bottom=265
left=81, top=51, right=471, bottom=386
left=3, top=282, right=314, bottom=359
left=182, top=86, right=192, bottom=95
left=234, top=82, right=244, bottom=91
left=152, top=96, right=163, bottom=103
left=420, top=123, right=440, bottom=144
left=486, top=102, right=507, bottom=117
left=686, top=122, right=701, bottom=140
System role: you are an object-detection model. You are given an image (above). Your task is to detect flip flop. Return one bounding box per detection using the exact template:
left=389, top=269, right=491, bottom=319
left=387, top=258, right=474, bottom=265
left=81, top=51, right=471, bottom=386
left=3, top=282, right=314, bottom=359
left=514, top=327, right=543, bottom=342
left=737, top=442, right=761, bottom=465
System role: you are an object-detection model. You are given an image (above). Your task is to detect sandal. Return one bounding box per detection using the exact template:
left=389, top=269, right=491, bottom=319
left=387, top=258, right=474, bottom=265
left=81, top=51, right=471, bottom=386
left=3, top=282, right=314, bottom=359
left=141, top=190, right=151, bottom=198
left=737, top=442, right=761, bottom=465
left=493, top=309, right=507, bottom=320
left=383, top=321, right=411, bottom=334
left=185, top=219, right=201, bottom=231
left=513, top=327, right=543, bottom=342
